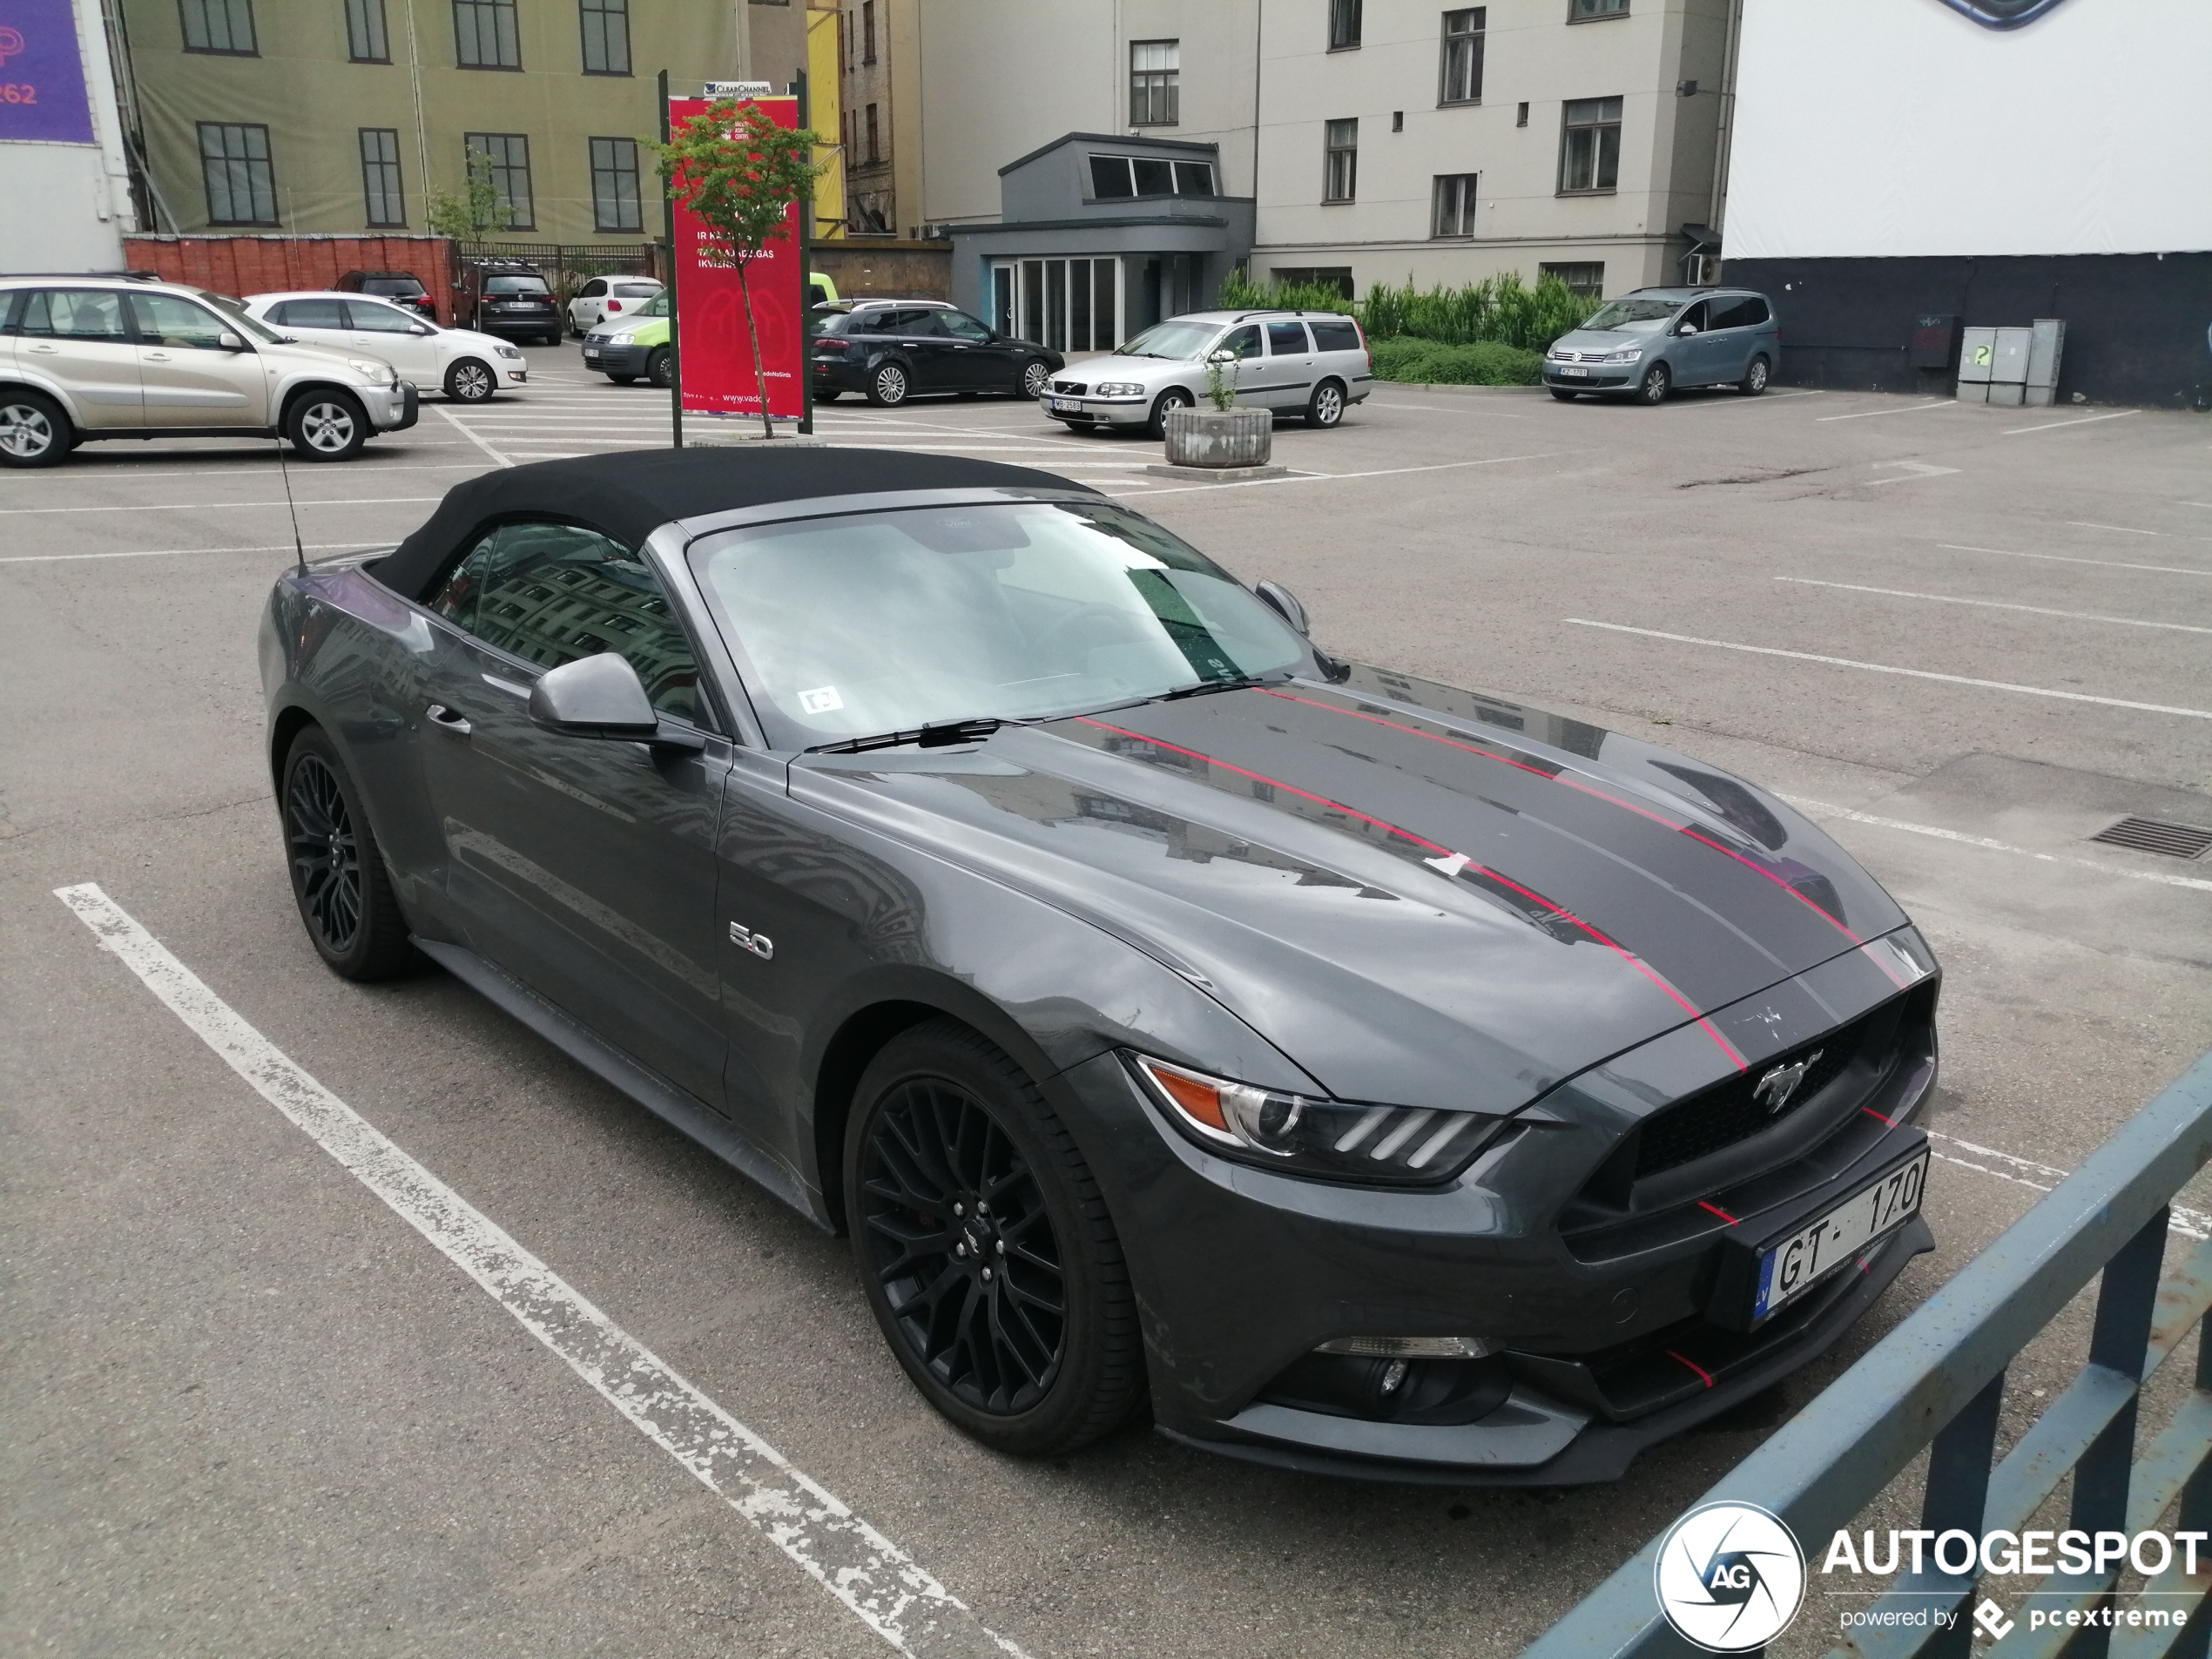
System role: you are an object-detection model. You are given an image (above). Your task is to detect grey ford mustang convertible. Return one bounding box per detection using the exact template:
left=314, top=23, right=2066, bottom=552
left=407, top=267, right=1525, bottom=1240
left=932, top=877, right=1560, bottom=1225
left=260, top=448, right=1939, bottom=1483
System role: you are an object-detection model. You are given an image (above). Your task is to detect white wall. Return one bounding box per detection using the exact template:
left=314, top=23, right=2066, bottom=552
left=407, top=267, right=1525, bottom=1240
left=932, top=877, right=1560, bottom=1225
left=1, top=0, right=136, bottom=274
left=1726, top=0, right=2212, bottom=260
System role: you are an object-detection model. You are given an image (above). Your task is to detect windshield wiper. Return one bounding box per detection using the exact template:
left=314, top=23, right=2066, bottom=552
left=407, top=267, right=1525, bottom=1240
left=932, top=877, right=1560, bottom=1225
left=806, top=717, right=1008, bottom=756
left=1157, top=673, right=1286, bottom=703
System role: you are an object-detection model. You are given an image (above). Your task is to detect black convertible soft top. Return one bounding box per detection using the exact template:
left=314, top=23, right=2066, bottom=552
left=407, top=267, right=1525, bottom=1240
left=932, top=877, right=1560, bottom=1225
left=371, top=446, right=1093, bottom=601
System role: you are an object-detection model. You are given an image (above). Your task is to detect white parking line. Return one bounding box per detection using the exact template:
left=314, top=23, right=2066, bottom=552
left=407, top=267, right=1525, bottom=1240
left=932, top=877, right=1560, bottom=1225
left=1772, top=577, right=2212, bottom=634
left=1563, top=619, right=2212, bottom=719
left=1936, top=543, right=2212, bottom=578
left=0, top=462, right=487, bottom=483
left=2000, top=410, right=2139, bottom=435
left=1919, top=1131, right=2209, bottom=1239
left=0, top=541, right=379, bottom=566
left=2065, top=521, right=2168, bottom=536
left=1816, top=401, right=1952, bottom=422
left=1147, top=450, right=1568, bottom=496
left=436, top=405, right=514, bottom=469
left=0, top=497, right=440, bottom=516
left=52, top=884, right=1026, bottom=1659
left=1868, top=461, right=1960, bottom=485
left=1781, top=795, right=2212, bottom=896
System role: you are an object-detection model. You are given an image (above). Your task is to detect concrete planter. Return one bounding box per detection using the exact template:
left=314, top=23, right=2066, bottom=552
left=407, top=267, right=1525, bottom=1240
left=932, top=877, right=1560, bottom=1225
left=1164, top=406, right=1271, bottom=469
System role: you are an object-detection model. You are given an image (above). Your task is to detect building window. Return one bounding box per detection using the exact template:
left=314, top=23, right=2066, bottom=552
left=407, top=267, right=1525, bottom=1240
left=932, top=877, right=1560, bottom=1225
left=1570, top=0, right=1629, bottom=17
left=589, top=137, right=640, bottom=231
left=862, top=0, right=876, bottom=62
left=1559, top=96, right=1622, bottom=192
left=1087, top=154, right=1214, bottom=199
left=1433, top=173, right=1477, bottom=237
left=1440, top=9, right=1484, bottom=105
left=359, top=127, right=404, bottom=226
left=1129, top=40, right=1178, bottom=126
left=1323, top=118, right=1358, bottom=202
left=865, top=104, right=880, bottom=165
left=454, top=0, right=520, bottom=68
left=465, top=132, right=533, bottom=227
left=1539, top=261, right=1605, bottom=298
left=580, top=0, right=630, bottom=74
left=199, top=121, right=277, bottom=224
left=1329, top=0, right=1361, bottom=50
left=345, top=0, right=389, bottom=62
left=1516, top=101, right=1529, bottom=126
left=179, top=0, right=255, bottom=54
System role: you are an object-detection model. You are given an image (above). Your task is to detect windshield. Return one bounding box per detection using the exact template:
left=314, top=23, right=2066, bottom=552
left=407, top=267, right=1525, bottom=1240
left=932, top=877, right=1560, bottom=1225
left=484, top=275, right=550, bottom=294
left=631, top=290, right=670, bottom=317
left=200, top=291, right=286, bottom=344
left=1116, top=320, right=1220, bottom=361
left=364, top=278, right=424, bottom=295
left=688, top=501, right=1309, bottom=745
left=1578, top=299, right=1681, bottom=332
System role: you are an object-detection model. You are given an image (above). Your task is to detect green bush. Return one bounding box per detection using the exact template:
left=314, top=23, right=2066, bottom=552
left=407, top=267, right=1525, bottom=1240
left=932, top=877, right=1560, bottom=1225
left=1368, top=335, right=1544, bottom=386
left=1217, top=268, right=1599, bottom=354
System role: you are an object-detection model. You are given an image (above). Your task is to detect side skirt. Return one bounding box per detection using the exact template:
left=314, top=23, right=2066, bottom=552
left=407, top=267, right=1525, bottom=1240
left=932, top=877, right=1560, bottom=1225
left=413, top=936, right=833, bottom=1233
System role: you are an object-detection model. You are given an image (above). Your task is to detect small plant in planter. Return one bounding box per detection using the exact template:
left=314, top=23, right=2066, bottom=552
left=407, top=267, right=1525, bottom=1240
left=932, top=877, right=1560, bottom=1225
left=1204, top=344, right=1243, bottom=411
left=1166, top=345, right=1273, bottom=469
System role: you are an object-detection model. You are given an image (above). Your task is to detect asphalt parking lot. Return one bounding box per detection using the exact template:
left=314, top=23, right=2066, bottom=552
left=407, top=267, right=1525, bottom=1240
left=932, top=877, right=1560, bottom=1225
left=5, top=343, right=2209, bottom=1658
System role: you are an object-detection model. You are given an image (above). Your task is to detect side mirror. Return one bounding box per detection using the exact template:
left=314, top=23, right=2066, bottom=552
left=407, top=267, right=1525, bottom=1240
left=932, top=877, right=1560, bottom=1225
left=1207, top=348, right=1238, bottom=365
left=410, top=323, right=436, bottom=336
left=1253, top=579, right=1310, bottom=637
left=1676, top=322, right=1699, bottom=336
left=218, top=331, right=248, bottom=351
left=528, top=652, right=701, bottom=750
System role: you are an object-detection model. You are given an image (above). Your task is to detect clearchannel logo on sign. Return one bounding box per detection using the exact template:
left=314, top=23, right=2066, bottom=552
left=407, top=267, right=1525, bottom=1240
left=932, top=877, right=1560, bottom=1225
left=1654, top=1501, right=1808, bottom=1652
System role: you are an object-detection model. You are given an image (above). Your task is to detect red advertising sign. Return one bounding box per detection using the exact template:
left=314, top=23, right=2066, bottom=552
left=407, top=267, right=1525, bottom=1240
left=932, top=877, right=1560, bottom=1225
left=667, top=94, right=806, bottom=421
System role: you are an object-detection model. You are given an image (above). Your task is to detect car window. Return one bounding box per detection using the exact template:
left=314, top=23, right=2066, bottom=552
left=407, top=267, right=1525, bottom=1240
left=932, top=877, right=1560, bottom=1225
left=1217, top=324, right=1261, bottom=361
left=17, top=289, right=130, bottom=340
left=272, top=298, right=348, bottom=330
left=613, top=283, right=660, bottom=298
left=941, top=311, right=992, bottom=342
left=895, top=309, right=947, bottom=337
left=127, top=293, right=233, bottom=350
left=1266, top=320, right=1311, bottom=355
left=365, top=278, right=424, bottom=296
left=1676, top=302, right=1710, bottom=333
left=1308, top=318, right=1360, bottom=353
left=577, top=279, right=607, bottom=298
left=688, top=500, right=1307, bottom=744
left=1580, top=298, right=1679, bottom=332
left=345, top=300, right=417, bottom=333
left=428, top=522, right=703, bottom=723
left=1709, top=294, right=1769, bottom=329
left=1116, top=319, right=1219, bottom=361
left=483, top=275, right=550, bottom=295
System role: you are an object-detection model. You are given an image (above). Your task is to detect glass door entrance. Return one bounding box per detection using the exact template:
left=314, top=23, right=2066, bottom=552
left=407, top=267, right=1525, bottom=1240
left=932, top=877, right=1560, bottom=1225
left=991, top=257, right=1121, bottom=353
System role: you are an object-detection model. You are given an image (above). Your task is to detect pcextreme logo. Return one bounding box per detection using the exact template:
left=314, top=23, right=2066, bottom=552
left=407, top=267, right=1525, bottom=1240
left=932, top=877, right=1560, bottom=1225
left=1655, top=1502, right=1808, bottom=1652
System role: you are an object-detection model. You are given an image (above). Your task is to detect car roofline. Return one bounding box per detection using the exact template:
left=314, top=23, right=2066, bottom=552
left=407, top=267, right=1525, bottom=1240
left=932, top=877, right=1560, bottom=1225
left=671, top=482, right=1108, bottom=544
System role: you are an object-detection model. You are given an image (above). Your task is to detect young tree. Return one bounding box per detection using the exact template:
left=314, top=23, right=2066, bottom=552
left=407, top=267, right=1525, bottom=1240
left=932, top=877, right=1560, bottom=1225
left=651, top=99, right=827, bottom=439
left=426, top=148, right=514, bottom=241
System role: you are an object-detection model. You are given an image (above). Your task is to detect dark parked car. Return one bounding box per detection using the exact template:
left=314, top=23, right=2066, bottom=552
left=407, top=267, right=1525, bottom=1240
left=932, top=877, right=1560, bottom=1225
left=336, top=270, right=438, bottom=322
left=261, top=449, right=1938, bottom=1483
left=1544, top=287, right=1781, bottom=403
left=460, top=259, right=561, bottom=346
left=810, top=304, right=1062, bottom=406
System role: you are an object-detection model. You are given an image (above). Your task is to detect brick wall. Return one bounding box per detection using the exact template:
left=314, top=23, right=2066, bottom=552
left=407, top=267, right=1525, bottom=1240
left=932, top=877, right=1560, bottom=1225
left=810, top=240, right=953, bottom=302
left=122, top=235, right=461, bottom=327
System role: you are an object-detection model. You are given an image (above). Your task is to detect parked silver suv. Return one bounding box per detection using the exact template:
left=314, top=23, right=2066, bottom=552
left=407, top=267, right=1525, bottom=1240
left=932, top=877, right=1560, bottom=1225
left=1543, top=286, right=1780, bottom=404
left=0, top=275, right=419, bottom=468
left=1043, top=309, right=1372, bottom=436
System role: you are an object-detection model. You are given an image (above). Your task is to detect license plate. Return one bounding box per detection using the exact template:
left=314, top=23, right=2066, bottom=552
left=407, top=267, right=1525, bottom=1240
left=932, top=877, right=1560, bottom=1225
left=1049, top=396, right=1083, bottom=413
left=1560, top=365, right=1589, bottom=377
left=1754, top=1152, right=1928, bottom=1321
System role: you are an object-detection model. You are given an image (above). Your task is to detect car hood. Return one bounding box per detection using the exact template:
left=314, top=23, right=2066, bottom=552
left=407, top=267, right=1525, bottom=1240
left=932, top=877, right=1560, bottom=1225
left=441, top=327, right=512, bottom=354
left=1552, top=327, right=1665, bottom=353
left=791, top=668, right=1908, bottom=1115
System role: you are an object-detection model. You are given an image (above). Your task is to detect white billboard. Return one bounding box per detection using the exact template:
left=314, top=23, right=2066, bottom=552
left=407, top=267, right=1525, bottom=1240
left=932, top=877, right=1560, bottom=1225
left=1725, top=0, right=2212, bottom=260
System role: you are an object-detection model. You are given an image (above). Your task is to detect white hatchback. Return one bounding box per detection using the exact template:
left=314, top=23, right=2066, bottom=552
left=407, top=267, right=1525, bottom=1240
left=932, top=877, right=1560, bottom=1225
left=243, top=292, right=528, bottom=402
left=568, top=277, right=664, bottom=337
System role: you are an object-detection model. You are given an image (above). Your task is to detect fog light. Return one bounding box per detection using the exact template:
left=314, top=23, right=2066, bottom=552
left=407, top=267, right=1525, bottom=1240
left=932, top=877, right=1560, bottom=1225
left=1316, top=1335, right=1502, bottom=1359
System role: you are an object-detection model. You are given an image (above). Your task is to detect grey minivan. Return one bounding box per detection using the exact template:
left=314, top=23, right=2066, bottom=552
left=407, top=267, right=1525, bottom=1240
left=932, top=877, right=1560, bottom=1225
left=1543, top=287, right=1779, bottom=404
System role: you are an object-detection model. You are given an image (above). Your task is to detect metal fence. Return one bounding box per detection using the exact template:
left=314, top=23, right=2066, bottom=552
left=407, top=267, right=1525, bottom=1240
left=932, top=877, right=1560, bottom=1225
left=455, top=239, right=660, bottom=299
left=1526, top=1049, right=2212, bottom=1659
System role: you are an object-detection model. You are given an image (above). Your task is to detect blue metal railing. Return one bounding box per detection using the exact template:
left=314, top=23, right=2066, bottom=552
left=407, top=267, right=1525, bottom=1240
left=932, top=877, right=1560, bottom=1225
left=1526, top=1050, right=2212, bottom=1659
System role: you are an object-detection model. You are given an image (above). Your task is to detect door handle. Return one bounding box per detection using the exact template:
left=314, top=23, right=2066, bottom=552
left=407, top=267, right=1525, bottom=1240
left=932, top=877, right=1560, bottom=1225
left=29, top=343, right=58, bottom=354
left=145, top=351, right=172, bottom=361
left=425, top=703, right=473, bottom=737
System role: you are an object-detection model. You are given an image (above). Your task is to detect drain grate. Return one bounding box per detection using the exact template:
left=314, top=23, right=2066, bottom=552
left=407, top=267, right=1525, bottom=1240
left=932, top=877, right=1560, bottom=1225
left=2089, top=817, right=2212, bottom=860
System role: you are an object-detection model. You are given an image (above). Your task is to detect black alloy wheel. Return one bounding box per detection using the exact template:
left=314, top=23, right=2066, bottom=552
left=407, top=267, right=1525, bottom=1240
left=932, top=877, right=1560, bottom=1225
left=0, top=392, right=71, bottom=468
left=647, top=347, right=672, bottom=389
left=444, top=358, right=496, bottom=402
left=1146, top=387, right=1192, bottom=440
left=280, top=727, right=413, bottom=980
left=848, top=1021, right=1142, bottom=1456
left=868, top=361, right=910, bottom=406
left=1305, top=378, right=1346, bottom=428
left=1740, top=354, right=1771, bottom=395
left=287, top=392, right=369, bottom=460
left=1636, top=362, right=1673, bottom=406
left=1019, top=358, right=1052, bottom=399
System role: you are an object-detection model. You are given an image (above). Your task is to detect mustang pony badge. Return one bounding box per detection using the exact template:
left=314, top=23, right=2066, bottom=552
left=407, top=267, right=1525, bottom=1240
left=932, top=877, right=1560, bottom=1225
left=1754, top=1051, right=1824, bottom=1116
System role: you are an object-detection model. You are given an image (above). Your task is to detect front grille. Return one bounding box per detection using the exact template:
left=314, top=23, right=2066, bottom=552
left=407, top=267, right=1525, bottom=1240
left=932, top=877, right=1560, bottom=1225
left=1051, top=380, right=1087, bottom=395
left=1634, top=1016, right=1870, bottom=1180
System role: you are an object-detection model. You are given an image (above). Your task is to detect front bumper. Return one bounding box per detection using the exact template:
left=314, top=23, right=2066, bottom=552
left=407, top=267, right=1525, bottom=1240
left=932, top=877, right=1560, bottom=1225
left=1545, top=363, right=1637, bottom=390
left=583, top=341, right=651, bottom=377
left=370, top=381, right=419, bottom=432
left=1038, top=393, right=1152, bottom=427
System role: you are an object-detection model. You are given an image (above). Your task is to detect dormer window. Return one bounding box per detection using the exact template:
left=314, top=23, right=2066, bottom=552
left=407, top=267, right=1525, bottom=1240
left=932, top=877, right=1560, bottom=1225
left=1088, top=154, right=1217, bottom=200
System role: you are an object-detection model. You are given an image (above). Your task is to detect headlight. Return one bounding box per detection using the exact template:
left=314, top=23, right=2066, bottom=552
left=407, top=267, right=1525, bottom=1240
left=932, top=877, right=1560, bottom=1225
left=1130, top=1054, right=1506, bottom=1184
left=1599, top=348, right=1643, bottom=364
left=496, top=345, right=523, bottom=359
left=347, top=359, right=397, bottom=385
left=1095, top=381, right=1144, bottom=396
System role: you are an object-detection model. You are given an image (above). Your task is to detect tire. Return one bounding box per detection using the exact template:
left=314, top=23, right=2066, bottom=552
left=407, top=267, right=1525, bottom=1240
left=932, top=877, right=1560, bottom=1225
left=867, top=360, right=911, bottom=407
left=280, top=725, right=414, bottom=981
left=537, top=332, right=561, bottom=347
left=846, top=1019, right=1142, bottom=1457
left=1018, top=358, right=1052, bottom=399
left=606, top=373, right=637, bottom=386
left=1740, top=354, right=1771, bottom=395
left=287, top=390, right=369, bottom=461
left=0, top=391, right=72, bottom=468
left=1305, top=378, right=1346, bottom=428
left=1145, top=387, right=1192, bottom=440
left=443, top=358, right=496, bottom=402
left=1549, top=388, right=1580, bottom=401
left=646, top=347, right=672, bottom=390
left=1636, top=362, right=1672, bottom=406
